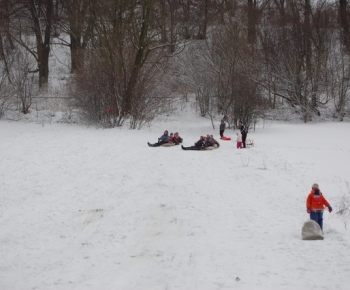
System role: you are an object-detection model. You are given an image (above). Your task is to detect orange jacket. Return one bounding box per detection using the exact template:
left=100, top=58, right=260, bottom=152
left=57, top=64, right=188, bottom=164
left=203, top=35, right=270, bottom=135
left=306, top=189, right=330, bottom=211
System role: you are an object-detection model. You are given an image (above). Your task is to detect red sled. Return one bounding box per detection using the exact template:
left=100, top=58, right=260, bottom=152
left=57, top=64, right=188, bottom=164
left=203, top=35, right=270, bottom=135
left=221, top=136, right=231, bottom=140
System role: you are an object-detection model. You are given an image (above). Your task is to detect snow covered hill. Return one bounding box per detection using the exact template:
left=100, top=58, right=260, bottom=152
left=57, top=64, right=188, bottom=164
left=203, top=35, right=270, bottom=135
left=1, top=103, right=350, bottom=290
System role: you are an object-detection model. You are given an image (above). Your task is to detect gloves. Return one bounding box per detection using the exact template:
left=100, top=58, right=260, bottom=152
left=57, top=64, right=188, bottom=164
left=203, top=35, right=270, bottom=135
left=328, top=206, right=332, bottom=213
left=307, top=208, right=311, bottom=214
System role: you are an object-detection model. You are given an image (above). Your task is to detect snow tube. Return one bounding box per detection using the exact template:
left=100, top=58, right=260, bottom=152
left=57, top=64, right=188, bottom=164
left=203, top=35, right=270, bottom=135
left=161, top=142, right=176, bottom=147
left=301, top=220, right=324, bottom=240
left=246, top=139, right=254, bottom=147
left=181, top=144, right=218, bottom=151
left=203, top=146, right=216, bottom=150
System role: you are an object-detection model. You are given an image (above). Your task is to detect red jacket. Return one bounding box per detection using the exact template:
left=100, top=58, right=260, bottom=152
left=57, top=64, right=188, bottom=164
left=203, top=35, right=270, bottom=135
left=306, top=189, right=330, bottom=211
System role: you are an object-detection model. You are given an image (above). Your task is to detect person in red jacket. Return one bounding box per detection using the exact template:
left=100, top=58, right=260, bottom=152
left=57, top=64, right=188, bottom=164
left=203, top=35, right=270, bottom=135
left=173, top=132, right=183, bottom=145
left=168, top=133, right=174, bottom=143
left=306, top=183, right=332, bottom=231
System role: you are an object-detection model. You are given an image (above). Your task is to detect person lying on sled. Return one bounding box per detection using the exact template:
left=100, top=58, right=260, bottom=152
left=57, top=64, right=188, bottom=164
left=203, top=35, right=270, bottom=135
left=172, top=132, right=183, bottom=145
left=206, top=134, right=220, bottom=148
left=205, top=135, right=214, bottom=147
left=168, top=133, right=174, bottom=143
left=181, top=136, right=206, bottom=150
left=148, top=130, right=170, bottom=147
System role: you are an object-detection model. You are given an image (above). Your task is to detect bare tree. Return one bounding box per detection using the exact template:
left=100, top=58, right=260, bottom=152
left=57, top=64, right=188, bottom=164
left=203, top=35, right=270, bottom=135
left=328, top=44, right=350, bottom=121
left=339, top=0, right=350, bottom=53
left=247, top=0, right=258, bottom=45
left=4, top=0, right=54, bottom=88
left=183, top=9, right=267, bottom=129
left=30, top=0, right=53, bottom=87
left=0, top=69, right=14, bottom=118
left=122, top=0, right=154, bottom=117
left=0, top=0, right=16, bottom=62
left=70, top=0, right=189, bottom=128
left=183, top=42, right=215, bottom=118
left=71, top=45, right=170, bottom=129
left=256, top=0, right=335, bottom=122
left=69, top=55, right=118, bottom=127
left=7, top=47, right=38, bottom=114
left=58, top=0, right=95, bottom=73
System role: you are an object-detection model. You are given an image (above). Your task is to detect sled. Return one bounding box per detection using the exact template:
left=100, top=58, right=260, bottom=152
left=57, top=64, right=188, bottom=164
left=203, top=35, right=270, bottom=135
left=203, top=146, right=215, bottom=150
left=221, top=136, right=231, bottom=141
left=205, top=144, right=219, bottom=150
left=147, top=142, right=176, bottom=147
left=181, top=144, right=218, bottom=151
left=301, top=220, right=324, bottom=240
left=246, top=139, right=254, bottom=147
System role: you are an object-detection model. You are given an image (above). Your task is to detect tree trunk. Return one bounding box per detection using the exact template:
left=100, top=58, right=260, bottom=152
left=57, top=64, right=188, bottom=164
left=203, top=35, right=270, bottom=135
left=124, top=0, right=153, bottom=116
left=39, top=43, right=50, bottom=86
left=29, top=0, right=53, bottom=88
left=197, top=0, right=208, bottom=39
left=70, top=32, right=85, bottom=74
left=247, top=0, right=256, bottom=44
left=339, top=0, right=350, bottom=52
left=305, top=0, right=315, bottom=106
left=65, top=0, right=92, bottom=74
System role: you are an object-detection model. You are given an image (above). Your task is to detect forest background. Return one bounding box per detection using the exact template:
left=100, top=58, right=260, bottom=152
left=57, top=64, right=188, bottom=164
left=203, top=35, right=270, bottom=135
left=1, top=0, right=350, bottom=129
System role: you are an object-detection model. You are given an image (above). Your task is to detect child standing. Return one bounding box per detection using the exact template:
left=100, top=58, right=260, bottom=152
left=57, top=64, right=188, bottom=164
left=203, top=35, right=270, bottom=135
left=236, top=132, right=242, bottom=149
left=306, top=183, right=332, bottom=231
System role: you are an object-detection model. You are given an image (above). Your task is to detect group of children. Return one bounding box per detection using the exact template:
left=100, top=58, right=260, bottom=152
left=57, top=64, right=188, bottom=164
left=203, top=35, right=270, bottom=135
left=149, top=130, right=333, bottom=236
left=147, top=129, right=245, bottom=150
left=147, top=130, right=183, bottom=147
left=181, top=134, right=220, bottom=150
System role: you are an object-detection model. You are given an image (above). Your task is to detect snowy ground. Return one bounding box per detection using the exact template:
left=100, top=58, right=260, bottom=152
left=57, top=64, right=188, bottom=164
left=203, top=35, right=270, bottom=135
left=1, top=104, right=350, bottom=290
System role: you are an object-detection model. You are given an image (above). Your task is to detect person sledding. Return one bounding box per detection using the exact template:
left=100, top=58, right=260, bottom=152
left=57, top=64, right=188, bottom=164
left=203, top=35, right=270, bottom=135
left=181, top=136, right=206, bottom=150
left=168, top=133, right=174, bottom=143
left=148, top=130, right=170, bottom=147
left=172, top=132, right=183, bottom=145
left=206, top=134, right=220, bottom=148
left=182, top=136, right=218, bottom=150
left=306, top=183, right=332, bottom=232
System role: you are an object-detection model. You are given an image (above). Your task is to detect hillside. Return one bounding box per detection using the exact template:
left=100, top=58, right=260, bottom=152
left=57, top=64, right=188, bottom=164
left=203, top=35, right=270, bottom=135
left=1, top=102, right=350, bottom=290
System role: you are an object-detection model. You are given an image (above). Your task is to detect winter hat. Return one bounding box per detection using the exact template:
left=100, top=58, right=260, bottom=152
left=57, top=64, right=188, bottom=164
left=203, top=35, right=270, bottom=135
left=312, top=183, right=319, bottom=189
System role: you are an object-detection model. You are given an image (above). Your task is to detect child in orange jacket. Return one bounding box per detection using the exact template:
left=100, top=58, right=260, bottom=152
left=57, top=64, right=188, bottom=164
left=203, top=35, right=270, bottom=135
left=306, top=183, right=332, bottom=231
